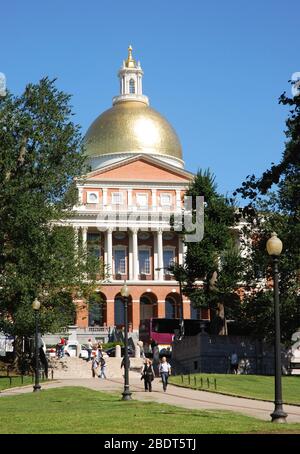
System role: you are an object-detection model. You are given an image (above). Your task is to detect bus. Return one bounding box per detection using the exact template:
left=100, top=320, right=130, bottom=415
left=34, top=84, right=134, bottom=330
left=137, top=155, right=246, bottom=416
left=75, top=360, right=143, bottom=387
left=139, top=318, right=210, bottom=353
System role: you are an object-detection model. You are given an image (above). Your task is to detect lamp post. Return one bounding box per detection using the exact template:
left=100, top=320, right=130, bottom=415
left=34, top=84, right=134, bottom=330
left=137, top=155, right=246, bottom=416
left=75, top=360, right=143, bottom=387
left=32, top=298, right=41, bottom=392
left=266, top=232, right=287, bottom=423
left=120, top=282, right=132, bottom=401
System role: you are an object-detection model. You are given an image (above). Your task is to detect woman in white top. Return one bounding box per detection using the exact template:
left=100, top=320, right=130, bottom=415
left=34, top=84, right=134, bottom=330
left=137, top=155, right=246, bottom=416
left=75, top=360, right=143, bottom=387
left=158, top=356, right=171, bottom=392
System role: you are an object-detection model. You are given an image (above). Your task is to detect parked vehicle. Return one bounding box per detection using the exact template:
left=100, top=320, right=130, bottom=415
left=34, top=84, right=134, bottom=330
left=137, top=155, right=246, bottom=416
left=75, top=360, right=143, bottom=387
left=79, top=344, right=108, bottom=360
left=105, top=346, right=134, bottom=357
left=289, top=341, right=300, bottom=375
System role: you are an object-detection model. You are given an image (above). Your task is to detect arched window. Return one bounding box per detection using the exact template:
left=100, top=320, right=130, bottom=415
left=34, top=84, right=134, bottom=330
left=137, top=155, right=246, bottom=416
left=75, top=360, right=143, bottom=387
left=129, top=79, right=135, bottom=94
left=165, top=297, right=176, bottom=319
left=114, top=296, right=125, bottom=326
left=88, top=293, right=106, bottom=327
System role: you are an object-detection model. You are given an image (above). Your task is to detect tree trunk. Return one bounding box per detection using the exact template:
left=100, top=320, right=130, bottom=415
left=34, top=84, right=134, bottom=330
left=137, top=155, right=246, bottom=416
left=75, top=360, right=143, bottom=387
left=216, top=303, right=228, bottom=335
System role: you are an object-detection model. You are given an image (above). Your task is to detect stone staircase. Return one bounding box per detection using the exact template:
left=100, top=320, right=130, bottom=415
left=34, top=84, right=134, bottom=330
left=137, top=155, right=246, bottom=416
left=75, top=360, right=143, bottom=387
left=49, top=356, right=144, bottom=380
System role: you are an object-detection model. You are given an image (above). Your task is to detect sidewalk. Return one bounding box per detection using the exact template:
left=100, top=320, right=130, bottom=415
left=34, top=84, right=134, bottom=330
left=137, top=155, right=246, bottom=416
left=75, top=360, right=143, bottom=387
left=1, top=376, right=300, bottom=423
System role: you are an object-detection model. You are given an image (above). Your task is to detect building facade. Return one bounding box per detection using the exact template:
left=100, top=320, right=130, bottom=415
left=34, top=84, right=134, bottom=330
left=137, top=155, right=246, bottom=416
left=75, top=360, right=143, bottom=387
left=69, top=47, right=207, bottom=333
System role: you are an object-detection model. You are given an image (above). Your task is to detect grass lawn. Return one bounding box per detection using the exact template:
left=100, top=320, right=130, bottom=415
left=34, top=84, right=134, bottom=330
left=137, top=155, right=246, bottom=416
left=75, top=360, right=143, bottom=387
left=169, top=374, right=300, bottom=405
left=0, top=387, right=300, bottom=434
left=0, top=376, right=48, bottom=391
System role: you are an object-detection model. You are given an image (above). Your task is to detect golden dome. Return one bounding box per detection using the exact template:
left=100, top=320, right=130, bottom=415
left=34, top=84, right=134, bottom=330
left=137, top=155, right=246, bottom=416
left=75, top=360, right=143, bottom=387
left=84, top=100, right=183, bottom=161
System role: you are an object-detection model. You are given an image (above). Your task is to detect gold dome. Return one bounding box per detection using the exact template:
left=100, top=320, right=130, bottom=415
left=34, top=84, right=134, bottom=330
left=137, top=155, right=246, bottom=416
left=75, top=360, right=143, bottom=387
left=84, top=100, right=182, bottom=160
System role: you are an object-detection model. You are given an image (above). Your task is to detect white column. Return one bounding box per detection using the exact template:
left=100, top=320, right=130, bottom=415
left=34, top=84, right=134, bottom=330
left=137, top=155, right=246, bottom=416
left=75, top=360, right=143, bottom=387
left=152, top=188, right=157, bottom=210
left=129, top=229, right=133, bottom=280
left=103, top=188, right=108, bottom=208
left=128, top=188, right=132, bottom=209
left=82, top=227, right=88, bottom=253
left=132, top=228, right=139, bottom=281
left=153, top=231, right=158, bottom=280
left=157, top=228, right=164, bottom=281
left=183, top=242, right=187, bottom=266
left=74, top=226, right=79, bottom=255
left=176, top=189, right=181, bottom=210
left=178, top=234, right=184, bottom=265
left=107, top=228, right=113, bottom=279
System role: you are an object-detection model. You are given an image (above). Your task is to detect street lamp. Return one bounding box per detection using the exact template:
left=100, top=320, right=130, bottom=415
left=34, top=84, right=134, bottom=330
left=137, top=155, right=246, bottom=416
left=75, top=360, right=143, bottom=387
left=266, top=232, right=287, bottom=423
left=120, top=281, right=132, bottom=401
left=32, top=298, right=41, bottom=392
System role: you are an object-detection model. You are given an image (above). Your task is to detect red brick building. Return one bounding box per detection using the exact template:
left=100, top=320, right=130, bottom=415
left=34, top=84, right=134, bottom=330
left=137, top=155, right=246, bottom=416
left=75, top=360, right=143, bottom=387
left=68, top=47, right=207, bottom=333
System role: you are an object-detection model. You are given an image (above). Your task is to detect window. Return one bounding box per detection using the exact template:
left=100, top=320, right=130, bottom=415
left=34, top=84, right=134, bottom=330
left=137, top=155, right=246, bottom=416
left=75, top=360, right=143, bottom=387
left=165, top=297, right=176, bottom=319
left=112, top=192, right=123, bottom=205
left=163, top=249, right=175, bottom=272
left=160, top=193, right=172, bottom=207
left=114, top=248, right=126, bottom=274
left=129, top=78, right=135, bottom=94
left=87, top=192, right=99, bottom=203
left=87, top=232, right=101, bottom=258
left=139, top=249, right=150, bottom=274
left=136, top=193, right=148, bottom=208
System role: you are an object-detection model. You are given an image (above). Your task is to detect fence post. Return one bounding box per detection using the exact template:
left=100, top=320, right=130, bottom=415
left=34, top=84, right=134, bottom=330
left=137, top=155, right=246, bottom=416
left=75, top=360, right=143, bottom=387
left=21, top=375, right=24, bottom=384
left=9, top=376, right=12, bottom=386
left=200, top=377, right=203, bottom=388
left=194, top=376, right=197, bottom=387
left=214, top=378, right=217, bottom=390
left=207, top=377, right=210, bottom=388
left=188, top=374, right=191, bottom=385
left=51, top=369, right=54, bottom=380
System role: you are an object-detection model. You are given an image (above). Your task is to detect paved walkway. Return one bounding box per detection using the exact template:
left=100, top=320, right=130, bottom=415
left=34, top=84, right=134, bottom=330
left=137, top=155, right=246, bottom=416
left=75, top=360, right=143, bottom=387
left=1, top=376, right=300, bottom=423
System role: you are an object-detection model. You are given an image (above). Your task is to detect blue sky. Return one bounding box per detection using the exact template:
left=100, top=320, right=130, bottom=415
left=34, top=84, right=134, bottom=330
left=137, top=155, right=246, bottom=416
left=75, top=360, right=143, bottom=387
left=1, top=0, right=298, bottom=197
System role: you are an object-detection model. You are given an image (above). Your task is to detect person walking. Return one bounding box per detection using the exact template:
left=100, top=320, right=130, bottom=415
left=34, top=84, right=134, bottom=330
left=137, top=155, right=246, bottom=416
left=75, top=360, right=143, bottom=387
left=159, top=356, right=171, bottom=392
left=91, top=355, right=99, bottom=378
left=141, top=359, right=155, bottom=392
left=87, top=338, right=93, bottom=361
left=99, top=356, right=107, bottom=379
left=97, top=343, right=103, bottom=362
left=230, top=351, right=239, bottom=374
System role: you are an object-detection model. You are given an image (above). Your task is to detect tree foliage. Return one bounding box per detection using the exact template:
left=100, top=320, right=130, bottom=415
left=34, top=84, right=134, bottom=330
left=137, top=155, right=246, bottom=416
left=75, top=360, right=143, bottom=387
left=0, top=78, right=104, bottom=340
left=181, top=170, right=243, bottom=334
left=235, top=86, right=300, bottom=344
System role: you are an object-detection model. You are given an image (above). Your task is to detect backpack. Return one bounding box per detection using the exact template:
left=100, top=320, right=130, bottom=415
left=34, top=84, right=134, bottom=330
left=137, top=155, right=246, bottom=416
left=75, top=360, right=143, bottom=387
left=100, top=357, right=106, bottom=366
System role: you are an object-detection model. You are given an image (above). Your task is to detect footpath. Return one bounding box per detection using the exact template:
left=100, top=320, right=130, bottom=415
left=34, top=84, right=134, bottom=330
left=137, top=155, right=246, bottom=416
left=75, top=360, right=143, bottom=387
left=2, top=373, right=300, bottom=423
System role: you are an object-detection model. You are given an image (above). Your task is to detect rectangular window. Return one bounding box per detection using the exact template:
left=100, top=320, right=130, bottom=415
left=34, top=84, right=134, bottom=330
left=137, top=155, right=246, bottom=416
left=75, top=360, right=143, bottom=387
left=114, top=249, right=126, bottom=274
left=87, top=233, right=101, bottom=258
left=163, top=249, right=175, bottom=272
left=139, top=249, right=150, bottom=274
left=160, top=193, right=172, bottom=206
left=136, top=193, right=148, bottom=208
left=112, top=192, right=123, bottom=205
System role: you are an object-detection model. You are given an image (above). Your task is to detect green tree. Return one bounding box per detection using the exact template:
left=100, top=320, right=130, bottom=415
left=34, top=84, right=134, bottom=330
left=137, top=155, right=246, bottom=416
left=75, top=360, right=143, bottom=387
left=0, top=78, right=105, bottom=362
left=235, top=85, right=300, bottom=344
left=181, top=170, right=243, bottom=334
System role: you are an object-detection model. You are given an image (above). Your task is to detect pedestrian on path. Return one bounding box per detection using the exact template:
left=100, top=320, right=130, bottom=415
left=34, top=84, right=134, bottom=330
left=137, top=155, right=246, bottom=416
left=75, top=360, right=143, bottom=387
left=159, top=356, right=171, bottom=392
left=229, top=351, right=239, bottom=374
left=87, top=338, right=93, bottom=361
left=141, top=359, right=155, bottom=392
left=99, top=356, right=107, bottom=379
left=91, top=355, right=99, bottom=378
left=97, top=343, right=103, bottom=362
